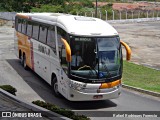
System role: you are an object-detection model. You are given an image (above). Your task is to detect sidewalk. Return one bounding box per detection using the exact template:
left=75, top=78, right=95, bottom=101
left=0, top=91, right=49, bottom=120
left=0, top=93, right=30, bottom=111
left=0, top=89, right=70, bottom=120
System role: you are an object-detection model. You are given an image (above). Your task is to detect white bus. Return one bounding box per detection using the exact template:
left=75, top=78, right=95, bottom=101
left=14, top=13, right=131, bottom=101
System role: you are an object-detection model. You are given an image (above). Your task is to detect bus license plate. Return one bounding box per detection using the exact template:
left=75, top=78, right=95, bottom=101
left=93, top=95, right=103, bottom=99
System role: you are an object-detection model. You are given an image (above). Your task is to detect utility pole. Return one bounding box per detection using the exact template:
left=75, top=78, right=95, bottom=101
left=95, top=0, right=98, bottom=18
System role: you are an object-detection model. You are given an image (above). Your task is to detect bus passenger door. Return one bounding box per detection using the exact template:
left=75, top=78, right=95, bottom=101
left=58, top=46, right=68, bottom=98
left=41, top=55, right=51, bottom=84
left=33, top=41, right=42, bottom=76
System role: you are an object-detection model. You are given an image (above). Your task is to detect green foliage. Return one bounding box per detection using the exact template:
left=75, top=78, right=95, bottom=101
left=0, top=0, right=94, bottom=13
left=0, top=85, right=17, bottom=95
left=31, top=5, right=64, bottom=13
left=0, top=0, right=64, bottom=12
left=31, top=0, right=94, bottom=14
left=99, top=3, right=113, bottom=19
left=80, top=0, right=94, bottom=8
left=0, top=0, right=32, bottom=12
left=0, top=5, right=6, bottom=12
left=32, top=100, right=90, bottom=120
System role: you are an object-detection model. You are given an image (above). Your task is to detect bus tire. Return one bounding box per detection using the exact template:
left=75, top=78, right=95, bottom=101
left=19, top=50, right=22, bottom=59
left=22, top=54, right=28, bottom=70
left=51, top=77, right=61, bottom=97
left=20, top=55, right=23, bottom=65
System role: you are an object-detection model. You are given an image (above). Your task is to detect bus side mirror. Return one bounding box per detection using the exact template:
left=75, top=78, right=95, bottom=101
left=61, top=38, right=72, bottom=62
left=120, top=41, right=131, bottom=61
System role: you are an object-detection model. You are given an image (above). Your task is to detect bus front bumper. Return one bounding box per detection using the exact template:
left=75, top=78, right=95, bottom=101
left=68, top=85, right=121, bottom=101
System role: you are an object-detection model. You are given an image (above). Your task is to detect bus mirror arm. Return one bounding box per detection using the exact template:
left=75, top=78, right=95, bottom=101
left=61, top=38, right=72, bottom=62
left=120, top=41, right=131, bottom=61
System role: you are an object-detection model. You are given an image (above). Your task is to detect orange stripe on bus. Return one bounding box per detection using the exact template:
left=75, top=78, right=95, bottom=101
left=61, top=38, right=72, bottom=62
left=120, top=41, right=131, bottom=61
left=16, top=14, right=29, bottom=19
left=99, top=80, right=121, bottom=89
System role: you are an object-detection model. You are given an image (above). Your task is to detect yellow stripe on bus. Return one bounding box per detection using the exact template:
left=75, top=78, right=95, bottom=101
left=120, top=41, right=131, bottom=61
left=61, top=38, right=72, bottom=62
left=99, top=80, right=121, bottom=89
left=16, top=14, right=29, bottom=19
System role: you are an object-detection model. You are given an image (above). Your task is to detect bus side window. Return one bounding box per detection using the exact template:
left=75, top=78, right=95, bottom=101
left=18, top=18, right=22, bottom=32
left=57, top=27, right=68, bottom=41
left=21, top=19, right=27, bottom=34
left=47, top=26, right=56, bottom=54
left=32, top=22, right=39, bottom=40
left=39, top=25, right=47, bottom=43
left=26, top=21, right=32, bottom=37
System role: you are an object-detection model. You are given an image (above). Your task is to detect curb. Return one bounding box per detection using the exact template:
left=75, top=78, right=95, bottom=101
left=0, top=88, right=71, bottom=120
left=122, top=84, right=160, bottom=97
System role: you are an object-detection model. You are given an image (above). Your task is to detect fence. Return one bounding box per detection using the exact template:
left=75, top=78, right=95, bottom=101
left=0, top=11, right=160, bottom=23
left=76, top=10, right=160, bottom=21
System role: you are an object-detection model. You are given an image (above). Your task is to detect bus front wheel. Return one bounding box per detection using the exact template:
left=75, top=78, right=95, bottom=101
left=51, top=77, right=61, bottom=97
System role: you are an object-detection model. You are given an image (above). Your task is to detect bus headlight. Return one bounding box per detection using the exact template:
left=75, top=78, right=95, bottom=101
left=69, top=83, right=83, bottom=91
left=69, top=81, right=83, bottom=91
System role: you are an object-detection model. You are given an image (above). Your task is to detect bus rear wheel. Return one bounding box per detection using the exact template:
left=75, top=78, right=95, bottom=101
left=21, top=54, right=28, bottom=70
left=51, top=77, right=61, bottom=97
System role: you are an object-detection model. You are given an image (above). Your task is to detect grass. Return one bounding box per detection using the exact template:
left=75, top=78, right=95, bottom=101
left=123, top=61, right=160, bottom=93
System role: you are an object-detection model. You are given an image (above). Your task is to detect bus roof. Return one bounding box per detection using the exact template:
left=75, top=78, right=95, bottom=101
left=16, top=13, right=118, bottom=36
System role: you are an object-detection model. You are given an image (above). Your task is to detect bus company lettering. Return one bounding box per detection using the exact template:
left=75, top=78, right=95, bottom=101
left=38, top=44, right=50, bottom=56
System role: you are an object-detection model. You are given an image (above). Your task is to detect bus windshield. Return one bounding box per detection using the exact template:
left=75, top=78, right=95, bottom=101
left=69, top=36, right=122, bottom=82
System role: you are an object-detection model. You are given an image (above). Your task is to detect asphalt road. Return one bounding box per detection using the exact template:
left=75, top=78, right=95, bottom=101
left=112, top=21, right=160, bottom=70
left=0, top=22, right=160, bottom=120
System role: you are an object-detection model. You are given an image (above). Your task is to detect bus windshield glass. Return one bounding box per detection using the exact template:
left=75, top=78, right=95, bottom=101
left=69, top=36, right=122, bottom=81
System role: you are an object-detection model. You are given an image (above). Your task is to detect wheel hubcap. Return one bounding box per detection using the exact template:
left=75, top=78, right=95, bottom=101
left=24, top=57, right=26, bottom=67
left=21, top=56, right=23, bottom=64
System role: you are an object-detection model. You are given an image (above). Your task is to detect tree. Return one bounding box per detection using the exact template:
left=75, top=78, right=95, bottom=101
left=31, top=4, right=64, bottom=13
left=0, top=0, right=94, bottom=13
